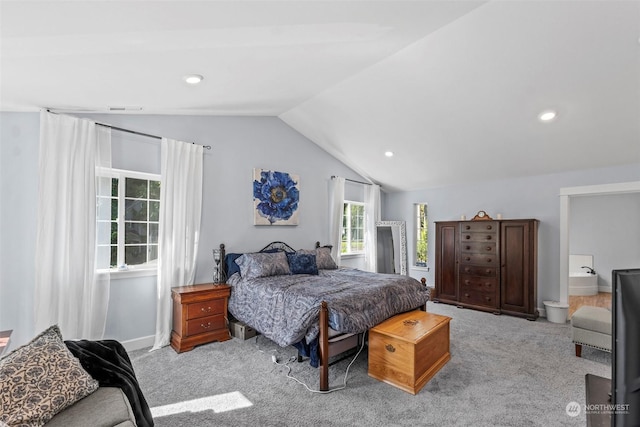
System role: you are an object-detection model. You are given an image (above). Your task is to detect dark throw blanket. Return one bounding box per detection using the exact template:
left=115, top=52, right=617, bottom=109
left=65, top=339, right=154, bottom=427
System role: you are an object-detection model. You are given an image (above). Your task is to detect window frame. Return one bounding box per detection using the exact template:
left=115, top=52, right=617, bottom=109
left=97, top=168, right=161, bottom=274
left=341, top=201, right=365, bottom=256
left=414, top=203, right=428, bottom=268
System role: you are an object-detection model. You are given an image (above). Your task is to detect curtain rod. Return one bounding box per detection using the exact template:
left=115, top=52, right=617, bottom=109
left=331, top=175, right=373, bottom=186
left=45, top=109, right=211, bottom=150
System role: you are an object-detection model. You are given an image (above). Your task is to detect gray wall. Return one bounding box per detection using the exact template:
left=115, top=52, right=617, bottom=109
left=569, top=193, right=640, bottom=291
left=0, top=112, right=366, bottom=347
left=383, top=163, right=640, bottom=309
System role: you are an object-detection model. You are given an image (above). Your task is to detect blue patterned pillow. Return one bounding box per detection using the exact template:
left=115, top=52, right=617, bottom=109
left=287, top=253, right=319, bottom=275
left=236, top=251, right=291, bottom=279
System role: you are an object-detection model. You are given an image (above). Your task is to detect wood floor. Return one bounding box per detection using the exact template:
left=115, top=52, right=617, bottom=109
left=568, top=292, right=612, bottom=318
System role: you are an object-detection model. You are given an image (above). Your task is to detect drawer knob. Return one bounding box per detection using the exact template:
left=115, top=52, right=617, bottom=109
left=465, top=293, right=470, bottom=298
left=487, top=225, right=492, bottom=230
left=201, top=307, right=212, bottom=313
left=486, top=246, right=492, bottom=251
left=385, top=344, right=396, bottom=353
left=487, top=236, right=492, bottom=240
left=465, top=268, right=470, bottom=272
left=466, top=246, right=471, bottom=250
left=466, top=257, right=471, bottom=261
left=465, top=235, right=471, bottom=240
left=486, top=269, right=491, bottom=274
left=487, top=258, right=492, bottom=263
left=486, top=296, right=491, bottom=301
left=465, top=280, right=470, bottom=284
left=201, top=322, right=212, bottom=329
left=465, top=225, right=470, bottom=230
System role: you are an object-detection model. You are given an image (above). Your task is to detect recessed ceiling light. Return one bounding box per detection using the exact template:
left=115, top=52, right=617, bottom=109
left=184, top=74, right=204, bottom=85
left=384, top=151, right=394, bottom=157
left=538, top=110, right=557, bottom=122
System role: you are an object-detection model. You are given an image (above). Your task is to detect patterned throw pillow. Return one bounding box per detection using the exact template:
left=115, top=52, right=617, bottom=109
left=298, top=247, right=337, bottom=270
left=0, top=325, right=99, bottom=427
left=287, top=253, right=319, bottom=275
left=236, top=251, right=291, bottom=279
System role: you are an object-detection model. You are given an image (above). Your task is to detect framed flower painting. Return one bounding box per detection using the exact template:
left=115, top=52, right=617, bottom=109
left=253, top=169, right=300, bottom=226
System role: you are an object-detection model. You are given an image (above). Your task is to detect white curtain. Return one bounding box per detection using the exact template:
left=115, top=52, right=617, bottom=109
left=364, top=184, right=381, bottom=272
left=152, top=138, right=203, bottom=350
left=329, top=177, right=345, bottom=266
left=34, top=111, right=111, bottom=340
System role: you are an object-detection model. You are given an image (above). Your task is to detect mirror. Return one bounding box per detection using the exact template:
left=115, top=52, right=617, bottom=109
left=376, top=220, right=407, bottom=275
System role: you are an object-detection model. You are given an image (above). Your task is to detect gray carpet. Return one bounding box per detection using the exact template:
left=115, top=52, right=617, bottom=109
left=129, top=302, right=610, bottom=426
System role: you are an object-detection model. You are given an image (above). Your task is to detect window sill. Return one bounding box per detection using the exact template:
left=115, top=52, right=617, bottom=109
left=340, top=253, right=364, bottom=259
left=99, top=268, right=158, bottom=280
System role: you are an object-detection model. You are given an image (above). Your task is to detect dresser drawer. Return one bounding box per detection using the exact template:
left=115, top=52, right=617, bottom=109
left=459, top=265, right=497, bottom=277
left=460, top=222, right=498, bottom=233
left=460, top=232, right=497, bottom=243
left=459, top=276, right=499, bottom=292
left=459, top=253, right=497, bottom=265
left=460, top=242, right=496, bottom=254
left=186, top=298, right=225, bottom=320
left=459, top=289, right=498, bottom=308
left=186, top=314, right=226, bottom=336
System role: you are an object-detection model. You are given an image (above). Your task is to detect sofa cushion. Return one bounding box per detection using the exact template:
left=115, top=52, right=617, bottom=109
left=45, top=387, right=136, bottom=427
left=0, top=325, right=99, bottom=426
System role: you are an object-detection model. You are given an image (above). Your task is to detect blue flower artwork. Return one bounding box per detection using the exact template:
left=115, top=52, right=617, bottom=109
left=253, top=169, right=300, bottom=225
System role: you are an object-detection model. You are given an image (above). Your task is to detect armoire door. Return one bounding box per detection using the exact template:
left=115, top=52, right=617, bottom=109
left=435, top=222, right=458, bottom=303
left=500, top=219, right=538, bottom=319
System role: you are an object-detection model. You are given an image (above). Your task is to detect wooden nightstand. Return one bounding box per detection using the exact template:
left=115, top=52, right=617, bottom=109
left=170, top=283, right=231, bottom=353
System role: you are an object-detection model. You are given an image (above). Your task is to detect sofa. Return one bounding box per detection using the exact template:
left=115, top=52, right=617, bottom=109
left=0, top=325, right=152, bottom=427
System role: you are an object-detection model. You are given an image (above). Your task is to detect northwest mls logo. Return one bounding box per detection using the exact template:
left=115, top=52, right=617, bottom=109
left=566, top=401, right=581, bottom=417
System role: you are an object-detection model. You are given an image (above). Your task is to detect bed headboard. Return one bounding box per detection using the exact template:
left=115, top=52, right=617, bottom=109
left=259, top=241, right=295, bottom=253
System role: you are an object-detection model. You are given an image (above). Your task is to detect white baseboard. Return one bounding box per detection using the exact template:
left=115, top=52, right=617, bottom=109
left=598, top=285, right=612, bottom=293
left=121, top=335, right=155, bottom=352
left=538, top=306, right=546, bottom=319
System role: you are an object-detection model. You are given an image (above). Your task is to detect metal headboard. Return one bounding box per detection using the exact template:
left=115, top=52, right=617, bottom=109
left=259, top=241, right=296, bottom=253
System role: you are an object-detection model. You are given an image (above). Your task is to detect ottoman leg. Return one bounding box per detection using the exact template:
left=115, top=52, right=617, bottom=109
left=575, top=344, right=582, bottom=357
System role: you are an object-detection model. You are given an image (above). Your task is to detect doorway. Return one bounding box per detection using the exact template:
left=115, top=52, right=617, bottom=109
left=559, top=181, right=640, bottom=317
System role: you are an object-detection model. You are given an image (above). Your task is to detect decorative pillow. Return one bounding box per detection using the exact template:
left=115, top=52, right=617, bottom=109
left=315, top=246, right=338, bottom=270
left=0, top=325, right=99, bottom=427
left=287, top=253, right=319, bottom=275
left=225, top=253, right=243, bottom=278
left=298, top=247, right=337, bottom=270
left=236, top=251, right=291, bottom=279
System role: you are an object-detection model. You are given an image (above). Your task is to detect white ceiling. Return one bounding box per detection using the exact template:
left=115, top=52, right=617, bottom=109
left=2, top=0, right=639, bottom=191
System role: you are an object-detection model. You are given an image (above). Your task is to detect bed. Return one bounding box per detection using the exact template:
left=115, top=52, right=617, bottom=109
left=222, top=241, right=430, bottom=391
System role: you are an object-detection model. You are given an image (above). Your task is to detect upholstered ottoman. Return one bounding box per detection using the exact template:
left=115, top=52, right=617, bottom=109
left=571, top=306, right=611, bottom=357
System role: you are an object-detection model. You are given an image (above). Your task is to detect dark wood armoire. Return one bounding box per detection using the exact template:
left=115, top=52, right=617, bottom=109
left=434, top=219, right=539, bottom=320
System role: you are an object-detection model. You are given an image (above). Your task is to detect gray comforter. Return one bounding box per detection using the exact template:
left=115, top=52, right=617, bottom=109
left=228, top=268, right=430, bottom=347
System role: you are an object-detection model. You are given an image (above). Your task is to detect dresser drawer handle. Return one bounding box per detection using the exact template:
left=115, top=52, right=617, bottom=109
left=485, top=296, right=492, bottom=301
left=486, top=246, right=492, bottom=251
left=465, top=268, right=471, bottom=273
left=487, top=258, right=492, bottom=263
left=486, top=269, right=491, bottom=274
left=466, top=257, right=471, bottom=261
left=466, top=246, right=471, bottom=250
left=464, top=293, right=470, bottom=298
left=465, top=225, right=470, bottom=230
left=465, top=280, right=470, bottom=285
left=200, top=322, right=212, bottom=329
left=201, top=307, right=212, bottom=313
left=487, top=225, right=492, bottom=230
left=385, top=344, right=396, bottom=353
left=465, top=235, right=471, bottom=240
left=487, top=236, right=492, bottom=240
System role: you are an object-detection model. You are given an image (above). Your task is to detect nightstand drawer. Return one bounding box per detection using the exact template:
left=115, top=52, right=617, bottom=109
left=186, top=314, right=226, bottom=336
left=186, top=299, right=225, bottom=320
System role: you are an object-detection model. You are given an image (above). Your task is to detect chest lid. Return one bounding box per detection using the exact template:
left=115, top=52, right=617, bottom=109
left=371, top=311, right=451, bottom=344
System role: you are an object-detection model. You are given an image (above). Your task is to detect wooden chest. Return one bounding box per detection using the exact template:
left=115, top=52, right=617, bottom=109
left=368, top=311, right=451, bottom=395
left=170, top=283, right=231, bottom=353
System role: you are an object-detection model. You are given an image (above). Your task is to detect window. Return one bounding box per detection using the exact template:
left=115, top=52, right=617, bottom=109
left=97, top=169, right=161, bottom=270
left=415, top=203, right=428, bottom=267
left=341, top=201, right=364, bottom=255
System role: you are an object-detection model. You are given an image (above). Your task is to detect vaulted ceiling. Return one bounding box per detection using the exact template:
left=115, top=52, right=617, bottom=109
left=2, top=1, right=639, bottom=191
